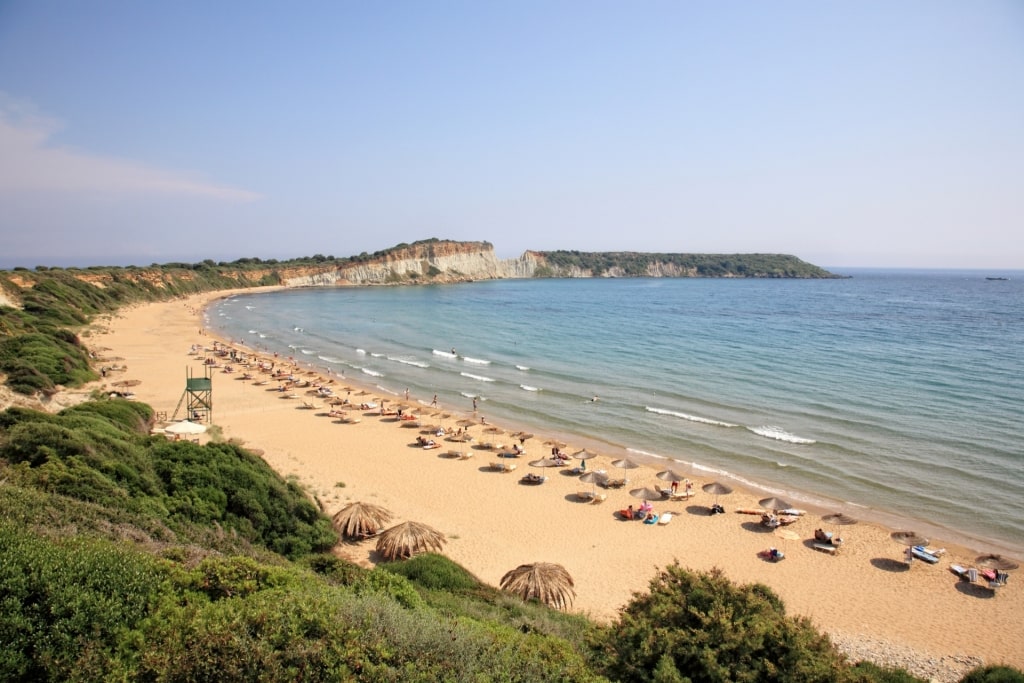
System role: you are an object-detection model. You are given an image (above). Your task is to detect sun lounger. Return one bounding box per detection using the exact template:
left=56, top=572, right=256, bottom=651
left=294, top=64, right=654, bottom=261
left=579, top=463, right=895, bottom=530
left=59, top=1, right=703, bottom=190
left=490, top=462, right=516, bottom=473
left=657, top=512, right=673, bottom=525
left=520, top=473, right=546, bottom=485
left=813, top=543, right=838, bottom=555
left=910, top=546, right=941, bottom=564
left=577, top=490, right=595, bottom=501
left=590, top=493, right=607, bottom=504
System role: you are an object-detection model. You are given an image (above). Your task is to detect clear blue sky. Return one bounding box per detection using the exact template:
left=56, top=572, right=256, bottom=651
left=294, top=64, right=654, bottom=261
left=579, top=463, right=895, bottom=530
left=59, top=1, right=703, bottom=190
left=2, top=1, right=1022, bottom=269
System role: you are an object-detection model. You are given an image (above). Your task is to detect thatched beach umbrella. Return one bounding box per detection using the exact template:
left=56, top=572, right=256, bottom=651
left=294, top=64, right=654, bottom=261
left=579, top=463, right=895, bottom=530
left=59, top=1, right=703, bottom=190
left=630, top=486, right=665, bottom=501
left=376, top=521, right=446, bottom=561
left=822, top=512, right=858, bottom=537
left=579, top=471, right=608, bottom=496
left=529, top=458, right=563, bottom=469
left=975, top=554, right=1019, bottom=571
left=656, top=469, right=687, bottom=483
left=611, top=458, right=639, bottom=483
left=500, top=562, right=576, bottom=610
left=758, top=496, right=793, bottom=512
left=332, top=502, right=393, bottom=540
left=891, top=530, right=928, bottom=546
left=702, top=481, right=732, bottom=509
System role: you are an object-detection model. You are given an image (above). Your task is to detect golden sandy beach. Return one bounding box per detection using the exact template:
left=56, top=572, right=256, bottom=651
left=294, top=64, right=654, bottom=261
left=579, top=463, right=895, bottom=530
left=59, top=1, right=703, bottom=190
left=85, top=290, right=1024, bottom=676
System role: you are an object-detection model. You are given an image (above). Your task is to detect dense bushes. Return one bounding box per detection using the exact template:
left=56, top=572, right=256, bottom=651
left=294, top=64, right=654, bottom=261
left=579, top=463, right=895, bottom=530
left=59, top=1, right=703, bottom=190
left=598, top=563, right=851, bottom=682
left=0, top=331, right=96, bottom=395
left=0, top=403, right=337, bottom=559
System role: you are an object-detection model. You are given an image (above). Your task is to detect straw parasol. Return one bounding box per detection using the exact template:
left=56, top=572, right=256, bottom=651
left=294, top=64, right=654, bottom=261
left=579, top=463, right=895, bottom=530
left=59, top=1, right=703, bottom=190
left=545, top=439, right=568, bottom=449
left=656, top=469, right=688, bottom=483
left=529, top=458, right=564, bottom=469
left=758, top=496, right=793, bottom=512
left=579, top=471, right=608, bottom=495
left=702, top=481, right=732, bottom=497
left=611, top=458, right=639, bottom=483
left=573, top=449, right=598, bottom=460
left=629, top=486, right=665, bottom=502
left=332, top=502, right=393, bottom=540
left=457, top=419, right=477, bottom=428
left=822, top=512, right=858, bottom=537
left=375, top=521, right=446, bottom=561
left=822, top=513, right=858, bottom=526
left=975, top=554, right=1020, bottom=571
left=890, top=530, right=928, bottom=546
left=499, top=562, right=576, bottom=610
left=484, top=426, right=504, bottom=434
left=702, top=481, right=733, bottom=508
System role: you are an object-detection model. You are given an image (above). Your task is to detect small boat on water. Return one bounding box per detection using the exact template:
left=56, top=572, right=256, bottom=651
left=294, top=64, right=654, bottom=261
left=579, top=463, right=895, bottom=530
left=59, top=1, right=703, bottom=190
left=986, top=277, right=1009, bottom=281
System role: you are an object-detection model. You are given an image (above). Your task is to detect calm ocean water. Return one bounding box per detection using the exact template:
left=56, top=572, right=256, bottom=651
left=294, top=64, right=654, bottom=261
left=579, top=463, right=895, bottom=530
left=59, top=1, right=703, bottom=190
left=209, top=269, right=1024, bottom=555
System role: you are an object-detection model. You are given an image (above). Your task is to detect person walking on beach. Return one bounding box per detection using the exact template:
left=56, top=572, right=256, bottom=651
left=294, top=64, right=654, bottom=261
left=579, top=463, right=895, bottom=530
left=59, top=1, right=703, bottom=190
left=431, top=394, right=438, bottom=407
left=405, top=387, right=410, bottom=401
left=472, top=396, right=478, bottom=411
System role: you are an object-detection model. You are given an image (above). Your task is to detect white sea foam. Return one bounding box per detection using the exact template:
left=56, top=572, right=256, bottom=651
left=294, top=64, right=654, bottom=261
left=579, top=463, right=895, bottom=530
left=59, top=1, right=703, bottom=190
left=645, top=406, right=738, bottom=428
left=460, top=372, right=494, bottom=382
left=627, top=448, right=667, bottom=459
left=258, top=334, right=266, bottom=339
left=360, top=368, right=383, bottom=377
left=370, top=352, right=384, bottom=358
left=515, top=365, right=530, bottom=371
left=248, top=329, right=258, bottom=334
left=519, top=385, right=539, bottom=392
left=318, top=355, right=343, bottom=364
left=463, top=356, right=490, bottom=365
left=459, top=392, right=479, bottom=399
left=388, top=356, right=429, bottom=368
left=246, top=306, right=254, bottom=310
left=433, top=349, right=458, bottom=358
left=294, top=327, right=303, bottom=332
left=300, top=349, right=315, bottom=355
left=356, top=349, right=366, bottom=355
left=748, top=425, right=816, bottom=445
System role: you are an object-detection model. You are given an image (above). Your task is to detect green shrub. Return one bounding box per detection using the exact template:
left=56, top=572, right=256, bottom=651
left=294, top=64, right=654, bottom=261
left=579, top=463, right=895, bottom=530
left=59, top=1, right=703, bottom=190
left=960, top=666, right=1024, bottom=683
left=0, top=525, right=167, bottom=681
left=382, top=552, right=481, bottom=591
left=600, top=563, right=849, bottom=682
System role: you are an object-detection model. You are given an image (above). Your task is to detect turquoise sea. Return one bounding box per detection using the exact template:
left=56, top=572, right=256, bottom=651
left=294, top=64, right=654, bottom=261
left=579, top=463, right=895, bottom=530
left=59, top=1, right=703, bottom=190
left=209, top=269, right=1024, bottom=556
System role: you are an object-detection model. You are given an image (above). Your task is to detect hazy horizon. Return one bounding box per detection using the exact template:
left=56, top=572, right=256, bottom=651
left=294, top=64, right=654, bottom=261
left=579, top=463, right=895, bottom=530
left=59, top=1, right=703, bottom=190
left=2, top=2, right=1022, bottom=269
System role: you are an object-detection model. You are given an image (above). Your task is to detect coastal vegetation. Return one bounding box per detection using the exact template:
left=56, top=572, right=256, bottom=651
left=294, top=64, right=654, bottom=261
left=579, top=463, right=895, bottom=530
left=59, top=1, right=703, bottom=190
left=533, top=250, right=837, bottom=278
left=1, top=248, right=1016, bottom=681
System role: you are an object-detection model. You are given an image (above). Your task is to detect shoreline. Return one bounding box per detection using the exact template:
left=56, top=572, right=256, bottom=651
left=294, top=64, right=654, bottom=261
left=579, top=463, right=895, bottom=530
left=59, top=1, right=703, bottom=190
left=82, top=289, right=1023, bottom=677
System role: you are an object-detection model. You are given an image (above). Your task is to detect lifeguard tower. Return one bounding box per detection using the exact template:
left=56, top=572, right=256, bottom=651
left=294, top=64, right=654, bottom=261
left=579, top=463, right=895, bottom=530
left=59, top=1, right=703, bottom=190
left=172, top=367, right=212, bottom=422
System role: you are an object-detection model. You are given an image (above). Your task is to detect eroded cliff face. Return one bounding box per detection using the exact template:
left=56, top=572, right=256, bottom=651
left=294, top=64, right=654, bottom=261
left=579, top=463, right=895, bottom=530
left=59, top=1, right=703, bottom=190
left=281, top=242, right=541, bottom=286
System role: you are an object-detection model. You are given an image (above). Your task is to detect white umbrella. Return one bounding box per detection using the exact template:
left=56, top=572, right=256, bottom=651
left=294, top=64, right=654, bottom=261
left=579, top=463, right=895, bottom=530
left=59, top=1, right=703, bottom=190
left=165, top=420, right=207, bottom=435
